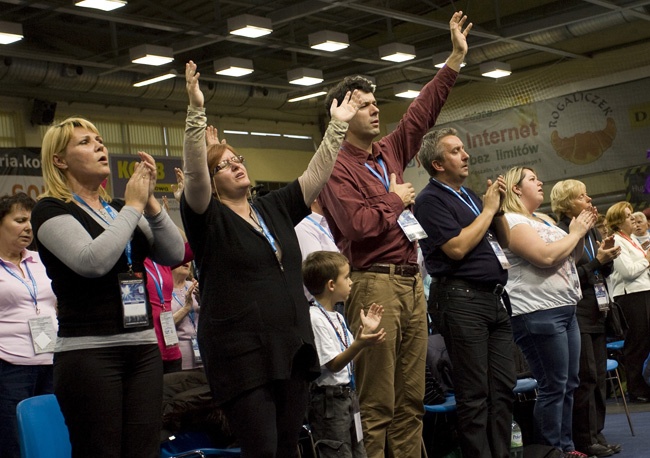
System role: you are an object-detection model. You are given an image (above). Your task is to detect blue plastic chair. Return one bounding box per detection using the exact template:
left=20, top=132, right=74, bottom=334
left=16, top=394, right=72, bottom=458
left=606, top=359, right=635, bottom=436
left=424, top=394, right=456, bottom=414
left=513, top=377, right=538, bottom=402
left=160, top=431, right=241, bottom=457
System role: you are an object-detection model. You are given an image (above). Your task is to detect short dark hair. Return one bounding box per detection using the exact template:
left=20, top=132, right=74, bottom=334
left=324, top=76, right=375, bottom=116
left=302, top=251, right=349, bottom=296
left=0, top=192, right=36, bottom=221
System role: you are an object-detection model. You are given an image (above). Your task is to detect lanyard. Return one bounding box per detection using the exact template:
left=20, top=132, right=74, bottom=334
left=306, top=215, right=335, bottom=244
left=431, top=178, right=480, bottom=216
left=172, top=287, right=197, bottom=331
left=145, top=262, right=165, bottom=307
left=364, top=157, right=389, bottom=191
left=618, top=231, right=646, bottom=256
left=0, top=258, right=39, bottom=313
left=313, top=300, right=355, bottom=389
left=532, top=213, right=552, bottom=227
left=250, top=204, right=278, bottom=256
left=73, top=194, right=134, bottom=270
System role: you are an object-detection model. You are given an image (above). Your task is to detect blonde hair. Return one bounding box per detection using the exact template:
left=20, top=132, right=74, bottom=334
left=40, top=117, right=111, bottom=203
left=502, top=166, right=536, bottom=216
left=605, top=201, right=633, bottom=233
left=550, top=180, right=586, bottom=219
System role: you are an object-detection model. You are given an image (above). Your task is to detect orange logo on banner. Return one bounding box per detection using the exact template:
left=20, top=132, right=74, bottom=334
left=550, top=117, right=616, bottom=165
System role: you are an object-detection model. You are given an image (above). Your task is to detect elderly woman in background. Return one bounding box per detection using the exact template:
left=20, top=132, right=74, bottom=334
left=551, top=180, right=621, bottom=457
left=605, top=202, right=650, bottom=403
left=632, top=211, right=650, bottom=251
left=502, top=167, right=595, bottom=458
left=31, top=118, right=185, bottom=458
left=0, top=192, right=58, bottom=458
left=181, top=60, right=360, bottom=457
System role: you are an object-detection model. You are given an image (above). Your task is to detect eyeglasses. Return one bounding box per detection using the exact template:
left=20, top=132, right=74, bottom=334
left=213, top=155, right=245, bottom=174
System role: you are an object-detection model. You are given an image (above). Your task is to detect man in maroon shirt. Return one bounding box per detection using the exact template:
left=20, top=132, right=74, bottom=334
left=317, top=11, right=472, bottom=458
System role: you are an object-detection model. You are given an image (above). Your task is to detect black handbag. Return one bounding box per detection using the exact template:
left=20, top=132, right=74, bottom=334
left=605, top=300, right=628, bottom=340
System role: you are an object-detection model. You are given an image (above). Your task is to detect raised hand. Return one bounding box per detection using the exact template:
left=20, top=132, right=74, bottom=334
left=360, top=303, right=384, bottom=334
left=185, top=60, right=204, bottom=108
left=206, top=125, right=226, bottom=147
left=330, top=89, right=363, bottom=123
left=449, top=11, right=472, bottom=56
left=171, top=167, right=185, bottom=202
left=389, top=173, right=415, bottom=208
left=185, top=279, right=198, bottom=309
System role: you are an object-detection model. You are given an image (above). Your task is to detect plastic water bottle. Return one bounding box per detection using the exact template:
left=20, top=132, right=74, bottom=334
left=510, top=418, right=524, bottom=458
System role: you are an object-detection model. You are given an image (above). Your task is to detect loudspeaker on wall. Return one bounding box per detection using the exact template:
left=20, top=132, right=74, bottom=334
left=30, top=99, right=57, bottom=125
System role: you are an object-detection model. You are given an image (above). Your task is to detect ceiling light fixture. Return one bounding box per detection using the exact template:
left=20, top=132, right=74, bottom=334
left=287, top=91, right=327, bottom=103
left=394, top=82, right=421, bottom=99
left=379, top=43, right=416, bottom=63
left=432, top=52, right=466, bottom=69
left=227, top=14, right=272, bottom=38
left=480, top=61, right=512, bottom=78
left=223, top=130, right=249, bottom=135
left=308, top=30, right=349, bottom=52
left=0, top=21, right=24, bottom=45
left=214, top=57, right=254, bottom=77
left=75, top=0, right=126, bottom=11
left=133, top=70, right=177, bottom=87
left=251, top=132, right=281, bottom=137
left=283, top=134, right=312, bottom=140
left=287, top=68, right=323, bottom=86
left=130, top=44, right=174, bottom=66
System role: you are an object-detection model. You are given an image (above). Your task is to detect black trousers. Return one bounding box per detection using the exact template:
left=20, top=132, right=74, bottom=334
left=616, top=290, right=650, bottom=399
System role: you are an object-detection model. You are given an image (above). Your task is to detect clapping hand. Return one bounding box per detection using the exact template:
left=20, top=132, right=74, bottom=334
left=354, top=303, right=386, bottom=347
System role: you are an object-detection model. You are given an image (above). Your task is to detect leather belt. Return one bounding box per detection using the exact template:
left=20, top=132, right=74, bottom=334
left=434, top=277, right=505, bottom=296
left=311, top=384, right=352, bottom=397
left=353, top=263, right=419, bottom=277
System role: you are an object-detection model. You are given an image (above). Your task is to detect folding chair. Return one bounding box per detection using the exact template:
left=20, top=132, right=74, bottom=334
left=16, top=394, right=71, bottom=458
left=605, top=359, right=635, bottom=436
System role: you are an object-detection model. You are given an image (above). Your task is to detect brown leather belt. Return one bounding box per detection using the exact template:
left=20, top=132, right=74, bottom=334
left=353, top=263, right=419, bottom=277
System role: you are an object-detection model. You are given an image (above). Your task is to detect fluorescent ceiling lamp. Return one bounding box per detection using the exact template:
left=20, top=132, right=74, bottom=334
left=287, top=68, right=323, bottom=86
left=75, top=0, right=126, bottom=11
left=133, top=70, right=176, bottom=87
left=379, top=43, right=416, bottom=63
left=480, top=61, right=512, bottom=78
left=0, top=21, right=23, bottom=45
left=308, top=30, right=349, bottom=52
left=251, top=132, right=281, bottom=137
left=283, top=134, right=312, bottom=140
left=214, top=57, right=253, bottom=77
left=228, top=14, right=272, bottom=38
left=394, top=82, right=421, bottom=99
left=432, top=52, right=466, bottom=69
left=223, top=130, right=249, bottom=135
left=130, top=44, right=174, bottom=66
left=287, top=91, right=327, bottom=102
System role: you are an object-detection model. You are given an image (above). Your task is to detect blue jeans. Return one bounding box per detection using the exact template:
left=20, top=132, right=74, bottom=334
left=511, top=306, right=580, bottom=451
left=0, top=359, right=53, bottom=458
left=432, top=284, right=515, bottom=458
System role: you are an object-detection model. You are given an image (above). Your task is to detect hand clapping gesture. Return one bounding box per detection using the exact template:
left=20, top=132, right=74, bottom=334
left=356, top=303, right=386, bottom=347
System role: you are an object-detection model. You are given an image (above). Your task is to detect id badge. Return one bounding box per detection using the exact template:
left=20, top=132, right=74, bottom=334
left=28, top=316, right=56, bottom=354
left=160, top=311, right=179, bottom=346
left=191, top=336, right=202, bottom=364
left=487, top=233, right=511, bottom=269
left=351, top=391, right=363, bottom=443
left=118, top=272, right=149, bottom=328
left=594, top=282, right=610, bottom=312
left=397, top=210, right=428, bottom=242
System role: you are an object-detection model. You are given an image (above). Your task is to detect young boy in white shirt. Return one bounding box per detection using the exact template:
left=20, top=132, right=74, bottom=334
left=302, top=251, right=386, bottom=458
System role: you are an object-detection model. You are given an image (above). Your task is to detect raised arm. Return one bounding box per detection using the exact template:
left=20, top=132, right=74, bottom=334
left=445, top=11, right=472, bottom=72
left=183, top=61, right=212, bottom=214
left=298, top=91, right=361, bottom=206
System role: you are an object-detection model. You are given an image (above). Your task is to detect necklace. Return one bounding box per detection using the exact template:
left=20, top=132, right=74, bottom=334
left=248, top=205, right=264, bottom=232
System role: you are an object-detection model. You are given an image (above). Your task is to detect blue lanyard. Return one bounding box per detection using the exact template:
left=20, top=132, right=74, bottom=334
left=172, top=288, right=197, bottom=331
left=144, top=262, right=165, bottom=307
left=314, top=300, right=355, bottom=389
left=250, top=204, right=278, bottom=255
left=364, top=157, right=389, bottom=191
left=73, top=194, right=134, bottom=269
left=532, top=213, right=552, bottom=227
left=1, top=258, right=39, bottom=311
left=306, top=215, right=335, bottom=244
left=432, top=178, right=481, bottom=216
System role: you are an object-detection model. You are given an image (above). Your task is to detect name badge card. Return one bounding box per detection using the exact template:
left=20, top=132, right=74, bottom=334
left=398, top=210, right=428, bottom=242
left=118, top=272, right=149, bottom=328
left=351, top=392, right=363, bottom=443
left=487, top=233, right=511, bottom=269
left=160, top=311, right=179, bottom=346
left=594, top=282, right=610, bottom=312
left=191, top=337, right=203, bottom=364
left=28, top=316, right=56, bottom=354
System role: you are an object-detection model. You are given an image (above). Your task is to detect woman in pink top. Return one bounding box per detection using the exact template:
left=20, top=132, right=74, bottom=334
left=0, top=192, right=58, bottom=458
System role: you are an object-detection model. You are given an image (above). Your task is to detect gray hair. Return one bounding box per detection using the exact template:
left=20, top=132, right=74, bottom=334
left=417, top=127, right=458, bottom=177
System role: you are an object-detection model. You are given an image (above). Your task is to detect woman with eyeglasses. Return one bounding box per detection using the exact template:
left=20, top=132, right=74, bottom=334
left=180, top=60, right=361, bottom=457
left=30, top=118, right=185, bottom=458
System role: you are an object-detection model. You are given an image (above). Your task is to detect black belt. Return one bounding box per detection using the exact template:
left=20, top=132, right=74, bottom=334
left=434, top=277, right=505, bottom=296
left=311, top=384, right=352, bottom=397
left=353, top=263, right=419, bottom=277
